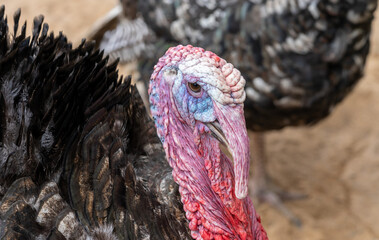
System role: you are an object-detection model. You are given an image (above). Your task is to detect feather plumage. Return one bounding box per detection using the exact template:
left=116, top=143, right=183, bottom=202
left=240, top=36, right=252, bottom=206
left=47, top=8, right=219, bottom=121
left=135, top=0, right=377, bottom=130
left=86, top=0, right=156, bottom=64
left=0, top=6, right=191, bottom=239
left=1, top=6, right=267, bottom=239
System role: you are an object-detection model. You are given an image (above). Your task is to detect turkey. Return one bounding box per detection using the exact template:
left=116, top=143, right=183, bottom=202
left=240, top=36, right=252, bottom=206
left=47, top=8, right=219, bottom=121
left=0, top=6, right=268, bottom=240
left=87, top=0, right=377, bottom=224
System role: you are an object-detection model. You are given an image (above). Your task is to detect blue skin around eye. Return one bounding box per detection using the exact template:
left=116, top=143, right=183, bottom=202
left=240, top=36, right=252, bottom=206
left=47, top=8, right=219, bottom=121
left=151, top=70, right=217, bottom=145
left=174, top=82, right=215, bottom=123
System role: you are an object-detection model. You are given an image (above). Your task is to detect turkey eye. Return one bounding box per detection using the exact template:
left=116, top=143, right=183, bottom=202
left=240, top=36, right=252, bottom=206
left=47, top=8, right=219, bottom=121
left=188, top=82, right=201, bottom=93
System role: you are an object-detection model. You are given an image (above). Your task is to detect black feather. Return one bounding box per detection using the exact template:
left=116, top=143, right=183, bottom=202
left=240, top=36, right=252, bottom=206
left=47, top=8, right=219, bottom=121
left=0, top=6, right=191, bottom=239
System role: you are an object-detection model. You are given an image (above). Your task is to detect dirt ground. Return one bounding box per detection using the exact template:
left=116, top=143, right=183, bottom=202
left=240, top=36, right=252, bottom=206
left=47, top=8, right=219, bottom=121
left=2, top=0, right=379, bottom=239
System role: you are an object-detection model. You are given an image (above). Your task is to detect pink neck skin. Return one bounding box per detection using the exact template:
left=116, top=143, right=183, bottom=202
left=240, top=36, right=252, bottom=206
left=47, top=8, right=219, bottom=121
left=153, top=88, right=267, bottom=240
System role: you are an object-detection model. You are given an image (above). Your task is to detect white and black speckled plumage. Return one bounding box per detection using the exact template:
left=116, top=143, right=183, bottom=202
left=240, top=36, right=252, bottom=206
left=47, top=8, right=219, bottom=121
left=0, top=7, right=191, bottom=239
left=87, top=0, right=156, bottom=64
left=134, top=0, right=377, bottom=130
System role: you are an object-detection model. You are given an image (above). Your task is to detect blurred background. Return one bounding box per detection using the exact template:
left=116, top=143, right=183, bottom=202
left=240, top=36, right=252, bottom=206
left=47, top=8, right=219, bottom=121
left=1, top=0, right=379, bottom=239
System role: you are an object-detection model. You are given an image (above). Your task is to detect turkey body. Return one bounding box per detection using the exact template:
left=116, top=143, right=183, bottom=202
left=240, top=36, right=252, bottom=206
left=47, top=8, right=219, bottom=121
left=0, top=6, right=269, bottom=240
left=136, top=0, right=377, bottom=130
left=0, top=7, right=191, bottom=239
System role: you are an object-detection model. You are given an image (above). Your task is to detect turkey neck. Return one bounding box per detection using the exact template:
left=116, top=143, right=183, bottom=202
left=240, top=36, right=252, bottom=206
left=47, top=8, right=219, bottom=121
left=160, top=108, right=255, bottom=240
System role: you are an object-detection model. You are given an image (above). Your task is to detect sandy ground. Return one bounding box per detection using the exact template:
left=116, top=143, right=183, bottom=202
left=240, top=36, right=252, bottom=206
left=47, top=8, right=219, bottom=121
left=1, top=0, right=379, bottom=239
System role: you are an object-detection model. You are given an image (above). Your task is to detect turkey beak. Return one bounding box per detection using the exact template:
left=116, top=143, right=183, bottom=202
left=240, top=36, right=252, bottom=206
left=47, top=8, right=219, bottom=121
left=209, top=103, right=250, bottom=199
left=206, top=121, right=231, bottom=153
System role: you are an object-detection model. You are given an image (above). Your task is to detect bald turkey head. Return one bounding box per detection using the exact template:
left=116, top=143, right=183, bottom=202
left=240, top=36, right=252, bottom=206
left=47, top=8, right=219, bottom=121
left=149, top=45, right=267, bottom=240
